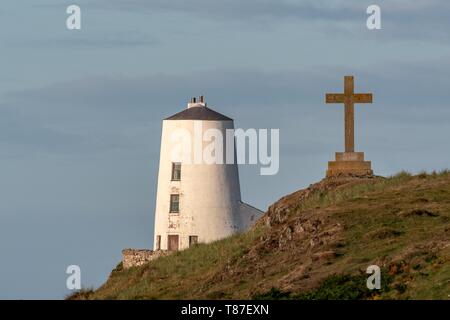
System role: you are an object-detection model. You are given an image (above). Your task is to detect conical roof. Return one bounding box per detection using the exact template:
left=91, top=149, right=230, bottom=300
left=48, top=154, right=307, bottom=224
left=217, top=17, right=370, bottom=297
left=165, top=103, right=232, bottom=121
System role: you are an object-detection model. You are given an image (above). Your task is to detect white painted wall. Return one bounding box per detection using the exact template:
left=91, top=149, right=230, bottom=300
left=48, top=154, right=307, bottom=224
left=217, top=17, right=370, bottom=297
left=238, top=201, right=264, bottom=231
left=153, top=110, right=263, bottom=251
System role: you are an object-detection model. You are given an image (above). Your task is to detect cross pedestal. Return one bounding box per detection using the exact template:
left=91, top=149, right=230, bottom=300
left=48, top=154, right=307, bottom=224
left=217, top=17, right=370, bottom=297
left=326, top=152, right=373, bottom=177
left=325, top=76, right=374, bottom=177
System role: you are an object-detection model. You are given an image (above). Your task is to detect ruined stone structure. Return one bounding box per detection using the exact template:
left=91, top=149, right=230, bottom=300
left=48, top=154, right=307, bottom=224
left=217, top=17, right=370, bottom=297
left=122, top=249, right=170, bottom=269
left=325, top=76, right=374, bottom=177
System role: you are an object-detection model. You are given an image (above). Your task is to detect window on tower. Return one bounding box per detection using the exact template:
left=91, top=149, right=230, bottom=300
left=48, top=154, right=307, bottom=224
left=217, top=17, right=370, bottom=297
left=170, top=194, right=180, bottom=213
left=171, top=162, right=181, bottom=181
left=189, top=236, right=198, bottom=247
left=156, top=235, right=161, bottom=250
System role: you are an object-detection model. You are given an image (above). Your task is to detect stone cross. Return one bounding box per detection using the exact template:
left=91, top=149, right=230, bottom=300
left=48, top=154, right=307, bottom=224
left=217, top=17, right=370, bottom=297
left=326, top=76, right=372, bottom=152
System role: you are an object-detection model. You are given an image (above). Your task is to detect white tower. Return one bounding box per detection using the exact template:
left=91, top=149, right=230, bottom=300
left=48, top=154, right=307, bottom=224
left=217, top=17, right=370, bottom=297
left=153, top=96, right=263, bottom=251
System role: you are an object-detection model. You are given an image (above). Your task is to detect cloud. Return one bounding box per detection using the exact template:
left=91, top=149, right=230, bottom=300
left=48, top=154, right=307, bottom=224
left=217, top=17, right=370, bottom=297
left=73, top=0, right=450, bottom=41
left=85, top=0, right=349, bottom=19
left=1, top=58, right=449, bottom=157
left=25, top=0, right=450, bottom=46
left=14, top=33, right=160, bottom=49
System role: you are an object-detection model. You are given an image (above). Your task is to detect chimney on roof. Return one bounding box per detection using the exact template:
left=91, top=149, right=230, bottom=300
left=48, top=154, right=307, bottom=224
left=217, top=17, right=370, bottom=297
left=187, top=95, right=206, bottom=108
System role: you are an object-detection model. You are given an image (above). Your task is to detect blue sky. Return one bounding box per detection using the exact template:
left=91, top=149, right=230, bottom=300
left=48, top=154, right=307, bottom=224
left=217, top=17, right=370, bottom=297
left=0, top=0, right=449, bottom=299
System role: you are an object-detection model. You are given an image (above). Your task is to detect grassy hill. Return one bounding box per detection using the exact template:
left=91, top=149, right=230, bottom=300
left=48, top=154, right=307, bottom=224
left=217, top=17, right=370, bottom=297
left=71, top=171, right=450, bottom=300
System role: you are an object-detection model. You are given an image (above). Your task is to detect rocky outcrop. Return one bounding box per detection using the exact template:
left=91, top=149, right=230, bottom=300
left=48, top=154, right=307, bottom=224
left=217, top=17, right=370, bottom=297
left=261, top=174, right=380, bottom=228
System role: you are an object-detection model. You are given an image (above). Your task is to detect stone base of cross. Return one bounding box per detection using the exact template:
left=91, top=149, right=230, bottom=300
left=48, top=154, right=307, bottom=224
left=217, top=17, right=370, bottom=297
left=326, top=152, right=373, bottom=177
left=325, top=76, right=374, bottom=177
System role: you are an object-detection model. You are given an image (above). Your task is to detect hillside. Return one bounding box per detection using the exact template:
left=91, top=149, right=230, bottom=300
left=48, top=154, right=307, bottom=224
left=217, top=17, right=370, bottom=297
left=72, top=171, right=450, bottom=300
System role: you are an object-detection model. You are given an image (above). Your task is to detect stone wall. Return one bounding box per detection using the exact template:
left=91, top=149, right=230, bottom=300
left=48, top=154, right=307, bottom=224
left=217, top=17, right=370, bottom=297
left=122, top=249, right=170, bottom=269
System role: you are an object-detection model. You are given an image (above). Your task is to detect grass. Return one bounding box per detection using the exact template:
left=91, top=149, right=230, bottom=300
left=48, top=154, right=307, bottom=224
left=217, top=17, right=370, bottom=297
left=66, top=288, right=95, bottom=300
left=91, top=226, right=264, bottom=299
left=81, top=170, right=450, bottom=300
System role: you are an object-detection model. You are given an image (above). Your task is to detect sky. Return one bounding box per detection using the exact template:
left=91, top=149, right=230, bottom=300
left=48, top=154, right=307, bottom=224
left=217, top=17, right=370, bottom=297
left=0, top=0, right=449, bottom=299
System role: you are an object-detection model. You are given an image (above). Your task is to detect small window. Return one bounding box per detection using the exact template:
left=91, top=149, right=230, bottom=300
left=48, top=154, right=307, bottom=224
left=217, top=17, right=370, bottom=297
left=170, top=194, right=179, bottom=213
left=189, top=236, right=198, bottom=247
left=171, top=162, right=181, bottom=181
left=156, top=235, right=161, bottom=250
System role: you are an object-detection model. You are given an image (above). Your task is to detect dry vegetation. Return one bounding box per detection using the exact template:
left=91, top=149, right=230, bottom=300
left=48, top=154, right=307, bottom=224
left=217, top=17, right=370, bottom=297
left=71, top=170, right=450, bottom=300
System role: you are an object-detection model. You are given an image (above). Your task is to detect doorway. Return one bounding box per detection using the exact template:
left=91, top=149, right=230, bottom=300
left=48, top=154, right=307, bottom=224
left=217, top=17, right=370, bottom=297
left=167, top=235, right=179, bottom=251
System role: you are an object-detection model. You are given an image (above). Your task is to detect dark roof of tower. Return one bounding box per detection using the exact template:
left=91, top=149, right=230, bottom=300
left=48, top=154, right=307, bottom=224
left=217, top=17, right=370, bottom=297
left=165, top=106, right=233, bottom=121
